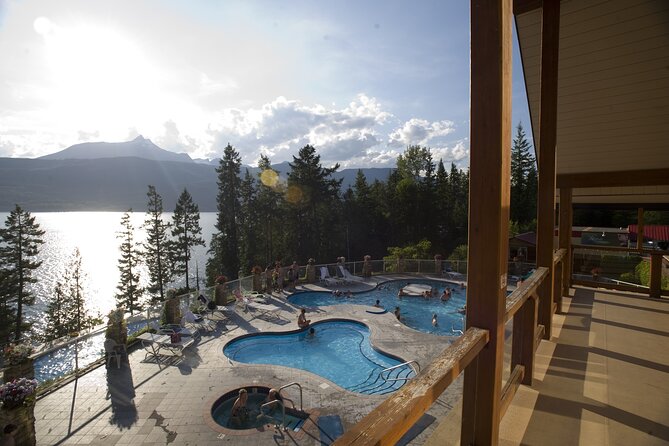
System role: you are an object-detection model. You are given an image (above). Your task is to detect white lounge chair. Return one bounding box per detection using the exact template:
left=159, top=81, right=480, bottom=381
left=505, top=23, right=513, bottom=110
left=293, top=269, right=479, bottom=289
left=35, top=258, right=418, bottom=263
left=320, top=267, right=341, bottom=286
left=137, top=332, right=194, bottom=363
left=338, top=265, right=363, bottom=283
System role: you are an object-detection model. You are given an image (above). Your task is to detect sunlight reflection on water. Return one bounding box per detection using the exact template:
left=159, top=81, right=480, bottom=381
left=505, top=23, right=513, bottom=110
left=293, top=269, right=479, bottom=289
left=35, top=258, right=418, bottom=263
left=0, top=212, right=217, bottom=333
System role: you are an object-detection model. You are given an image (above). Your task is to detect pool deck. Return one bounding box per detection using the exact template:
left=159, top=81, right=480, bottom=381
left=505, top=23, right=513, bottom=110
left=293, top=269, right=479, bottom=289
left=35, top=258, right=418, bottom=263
left=34, top=275, right=459, bottom=445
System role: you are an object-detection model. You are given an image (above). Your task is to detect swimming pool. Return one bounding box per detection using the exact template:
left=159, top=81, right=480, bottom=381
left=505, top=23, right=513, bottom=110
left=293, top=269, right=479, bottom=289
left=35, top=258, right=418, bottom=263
left=289, top=279, right=466, bottom=336
left=223, top=320, right=415, bottom=395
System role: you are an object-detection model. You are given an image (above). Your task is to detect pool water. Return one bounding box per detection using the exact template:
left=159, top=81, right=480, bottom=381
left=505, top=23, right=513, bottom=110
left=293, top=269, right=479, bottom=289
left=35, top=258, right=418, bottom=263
left=223, top=320, right=415, bottom=395
left=211, top=387, right=308, bottom=430
left=289, top=279, right=466, bottom=336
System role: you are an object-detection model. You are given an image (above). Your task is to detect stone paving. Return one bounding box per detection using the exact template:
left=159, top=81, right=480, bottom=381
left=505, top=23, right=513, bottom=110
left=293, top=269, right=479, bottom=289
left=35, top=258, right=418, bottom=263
left=34, top=276, right=462, bottom=445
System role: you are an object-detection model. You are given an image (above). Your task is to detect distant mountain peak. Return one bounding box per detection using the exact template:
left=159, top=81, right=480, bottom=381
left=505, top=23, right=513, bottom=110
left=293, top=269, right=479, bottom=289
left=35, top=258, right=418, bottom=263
left=39, top=136, right=193, bottom=164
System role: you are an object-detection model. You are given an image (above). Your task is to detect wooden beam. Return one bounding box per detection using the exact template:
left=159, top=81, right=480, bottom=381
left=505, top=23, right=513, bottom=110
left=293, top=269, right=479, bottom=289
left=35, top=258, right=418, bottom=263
left=556, top=169, right=669, bottom=189
left=514, top=0, right=543, bottom=15
left=505, top=267, right=547, bottom=322
left=332, top=328, right=489, bottom=446
left=500, top=365, right=525, bottom=419
left=512, top=297, right=537, bottom=385
left=650, top=253, right=662, bottom=299
left=637, top=208, right=644, bottom=250
left=462, top=1, right=513, bottom=444
left=536, top=0, right=560, bottom=341
left=559, top=188, right=573, bottom=296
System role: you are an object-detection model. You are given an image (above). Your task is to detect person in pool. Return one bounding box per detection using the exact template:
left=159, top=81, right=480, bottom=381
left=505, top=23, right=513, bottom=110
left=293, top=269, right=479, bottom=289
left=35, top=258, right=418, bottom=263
left=441, top=289, right=451, bottom=302
left=374, top=299, right=382, bottom=308
left=432, top=313, right=438, bottom=327
left=297, top=308, right=311, bottom=328
left=307, top=327, right=316, bottom=338
left=394, top=306, right=401, bottom=321
left=229, top=389, right=250, bottom=428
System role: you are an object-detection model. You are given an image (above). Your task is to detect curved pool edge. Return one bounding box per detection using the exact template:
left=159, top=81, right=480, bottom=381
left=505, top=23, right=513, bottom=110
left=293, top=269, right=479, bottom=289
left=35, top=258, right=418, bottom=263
left=222, top=318, right=416, bottom=395
left=202, top=383, right=321, bottom=437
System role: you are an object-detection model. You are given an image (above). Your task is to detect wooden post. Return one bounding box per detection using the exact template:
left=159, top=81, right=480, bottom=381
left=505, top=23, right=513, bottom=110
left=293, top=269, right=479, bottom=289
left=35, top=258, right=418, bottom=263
left=461, top=0, right=512, bottom=443
left=637, top=207, right=644, bottom=250
left=536, top=0, right=561, bottom=340
left=511, top=298, right=537, bottom=385
left=649, top=253, right=662, bottom=299
left=559, top=188, right=572, bottom=301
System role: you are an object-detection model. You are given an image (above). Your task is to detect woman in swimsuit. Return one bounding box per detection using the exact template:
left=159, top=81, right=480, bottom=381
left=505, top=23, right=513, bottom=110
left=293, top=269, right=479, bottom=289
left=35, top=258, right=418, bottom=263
left=230, top=389, right=250, bottom=428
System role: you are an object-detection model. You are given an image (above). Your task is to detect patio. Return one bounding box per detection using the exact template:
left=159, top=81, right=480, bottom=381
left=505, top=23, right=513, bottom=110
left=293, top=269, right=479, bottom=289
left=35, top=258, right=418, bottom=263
left=33, top=276, right=460, bottom=446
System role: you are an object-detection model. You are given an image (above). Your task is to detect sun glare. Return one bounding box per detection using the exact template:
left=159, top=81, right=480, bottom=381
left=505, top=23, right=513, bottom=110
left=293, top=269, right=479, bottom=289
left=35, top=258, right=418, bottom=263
left=33, top=17, right=164, bottom=133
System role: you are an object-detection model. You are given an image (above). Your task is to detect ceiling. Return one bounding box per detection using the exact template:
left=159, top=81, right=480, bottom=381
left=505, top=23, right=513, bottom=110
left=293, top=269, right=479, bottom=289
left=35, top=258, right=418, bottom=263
left=515, top=0, right=669, bottom=205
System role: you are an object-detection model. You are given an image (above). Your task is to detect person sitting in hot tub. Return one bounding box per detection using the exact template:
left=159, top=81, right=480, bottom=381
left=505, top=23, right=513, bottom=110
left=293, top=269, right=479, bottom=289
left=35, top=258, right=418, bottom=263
left=229, top=389, right=250, bottom=428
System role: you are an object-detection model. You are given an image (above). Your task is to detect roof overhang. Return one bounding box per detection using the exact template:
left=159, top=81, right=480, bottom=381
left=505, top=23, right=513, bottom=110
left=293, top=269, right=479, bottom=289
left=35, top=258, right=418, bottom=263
left=515, top=0, right=669, bottom=205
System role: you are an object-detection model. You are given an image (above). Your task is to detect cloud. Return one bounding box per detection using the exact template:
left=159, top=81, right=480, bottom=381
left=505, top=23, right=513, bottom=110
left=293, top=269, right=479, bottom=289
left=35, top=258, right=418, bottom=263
left=388, top=118, right=455, bottom=147
left=206, top=94, right=391, bottom=165
left=154, top=120, right=200, bottom=154
left=77, top=130, right=100, bottom=141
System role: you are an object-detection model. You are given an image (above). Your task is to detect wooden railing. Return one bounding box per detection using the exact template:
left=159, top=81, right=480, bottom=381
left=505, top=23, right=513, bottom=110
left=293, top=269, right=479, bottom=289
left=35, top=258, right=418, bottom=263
left=333, top=327, right=489, bottom=445
left=334, top=266, right=555, bottom=445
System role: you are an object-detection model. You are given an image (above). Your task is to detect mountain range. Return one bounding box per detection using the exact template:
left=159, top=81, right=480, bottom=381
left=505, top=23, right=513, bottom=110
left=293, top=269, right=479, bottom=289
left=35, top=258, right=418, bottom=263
left=0, top=136, right=393, bottom=211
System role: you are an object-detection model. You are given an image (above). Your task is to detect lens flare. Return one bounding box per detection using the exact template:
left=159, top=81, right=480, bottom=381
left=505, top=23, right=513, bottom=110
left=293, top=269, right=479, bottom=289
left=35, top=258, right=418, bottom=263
left=260, top=169, right=279, bottom=188
left=285, top=185, right=304, bottom=204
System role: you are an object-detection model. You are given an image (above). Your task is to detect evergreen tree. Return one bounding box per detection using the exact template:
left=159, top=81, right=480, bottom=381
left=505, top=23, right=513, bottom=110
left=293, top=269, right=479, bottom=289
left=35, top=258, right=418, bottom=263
left=47, top=248, right=99, bottom=336
left=115, top=211, right=144, bottom=314
left=0, top=205, right=44, bottom=341
left=510, top=123, right=537, bottom=225
left=238, top=169, right=259, bottom=272
left=208, top=144, right=242, bottom=282
left=143, top=185, right=171, bottom=302
left=285, top=145, right=342, bottom=261
left=44, top=282, right=68, bottom=341
left=170, top=189, right=205, bottom=290
left=255, top=155, right=284, bottom=266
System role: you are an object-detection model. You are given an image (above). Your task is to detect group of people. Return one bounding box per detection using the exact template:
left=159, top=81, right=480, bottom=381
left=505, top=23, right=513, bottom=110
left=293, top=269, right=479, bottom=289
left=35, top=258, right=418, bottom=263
left=229, top=388, right=294, bottom=429
left=264, top=261, right=300, bottom=293
left=332, top=289, right=353, bottom=298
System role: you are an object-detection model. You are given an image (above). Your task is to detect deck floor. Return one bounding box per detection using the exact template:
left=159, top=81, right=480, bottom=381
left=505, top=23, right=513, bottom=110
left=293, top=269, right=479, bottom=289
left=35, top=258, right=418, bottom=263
left=425, top=286, right=669, bottom=445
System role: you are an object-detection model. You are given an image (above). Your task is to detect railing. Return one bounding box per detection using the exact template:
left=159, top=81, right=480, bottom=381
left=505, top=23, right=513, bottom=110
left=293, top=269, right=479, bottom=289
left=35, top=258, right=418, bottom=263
left=259, top=399, right=287, bottom=430
left=379, top=360, right=421, bottom=382
left=278, top=382, right=303, bottom=411
left=334, top=265, right=551, bottom=446
left=570, top=244, right=668, bottom=298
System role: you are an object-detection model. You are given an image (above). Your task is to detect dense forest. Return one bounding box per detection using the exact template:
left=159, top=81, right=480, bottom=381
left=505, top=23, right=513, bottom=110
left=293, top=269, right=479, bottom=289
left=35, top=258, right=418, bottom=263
left=205, top=124, right=543, bottom=282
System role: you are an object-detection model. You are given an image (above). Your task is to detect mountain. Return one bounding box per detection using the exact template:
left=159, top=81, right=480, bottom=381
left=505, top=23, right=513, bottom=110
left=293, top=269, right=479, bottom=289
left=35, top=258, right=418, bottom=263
left=39, top=135, right=193, bottom=164
left=0, top=157, right=393, bottom=212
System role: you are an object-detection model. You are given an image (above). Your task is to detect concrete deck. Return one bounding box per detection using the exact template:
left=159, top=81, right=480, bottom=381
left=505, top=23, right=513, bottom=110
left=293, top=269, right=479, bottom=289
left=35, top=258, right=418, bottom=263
left=424, top=286, right=669, bottom=445
left=34, top=275, right=458, bottom=445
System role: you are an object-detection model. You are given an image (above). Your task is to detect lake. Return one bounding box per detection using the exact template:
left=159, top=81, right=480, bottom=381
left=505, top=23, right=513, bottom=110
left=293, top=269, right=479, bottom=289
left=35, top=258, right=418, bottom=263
left=0, top=212, right=218, bottom=333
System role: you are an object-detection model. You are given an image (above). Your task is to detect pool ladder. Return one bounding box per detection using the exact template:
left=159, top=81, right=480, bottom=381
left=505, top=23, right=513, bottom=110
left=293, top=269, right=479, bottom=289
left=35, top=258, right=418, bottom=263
left=380, top=360, right=421, bottom=383
left=260, top=382, right=304, bottom=431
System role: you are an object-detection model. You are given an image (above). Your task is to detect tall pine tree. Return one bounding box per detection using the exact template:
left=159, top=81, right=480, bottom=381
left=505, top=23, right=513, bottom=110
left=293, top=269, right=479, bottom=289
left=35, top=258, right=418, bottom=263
left=238, top=169, right=259, bottom=272
left=115, top=211, right=144, bottom=314
left=170, top=189, right=204, bottom=290
left=208, top=144, right=242, bottom=282
left=510, top=122, right=537, bottom=227
left=0, top=205, right=44, bottom=341
left=143, top=186, right=171, bottom=302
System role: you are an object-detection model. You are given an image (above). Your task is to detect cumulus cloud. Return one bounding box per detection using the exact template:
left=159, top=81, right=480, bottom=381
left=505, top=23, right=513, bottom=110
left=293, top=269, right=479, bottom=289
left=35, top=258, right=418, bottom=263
left=388, top=118, right=455, bottom=148
left=206, top=94, right=391, bottom=165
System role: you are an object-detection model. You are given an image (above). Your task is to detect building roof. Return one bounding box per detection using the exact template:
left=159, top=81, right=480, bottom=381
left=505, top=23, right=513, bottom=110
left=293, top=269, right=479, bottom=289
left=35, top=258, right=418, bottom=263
left=628, top=224, right=669, bottom=241
left=516, top=0, right=669, bottom=205
left=511, top=232, right=537, bottom=245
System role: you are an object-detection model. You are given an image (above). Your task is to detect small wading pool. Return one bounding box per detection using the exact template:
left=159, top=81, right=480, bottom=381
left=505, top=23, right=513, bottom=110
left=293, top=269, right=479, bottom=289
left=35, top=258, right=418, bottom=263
left=211, top=386, right=309, bottom=431
left=289, top=279, right=466, bottom=336
left=223, top=320, right=415, bottom=395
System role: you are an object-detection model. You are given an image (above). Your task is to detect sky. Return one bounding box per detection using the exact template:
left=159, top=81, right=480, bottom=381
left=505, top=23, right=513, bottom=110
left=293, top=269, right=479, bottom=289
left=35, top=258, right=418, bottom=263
left=0, top=0, right=532, bottom=168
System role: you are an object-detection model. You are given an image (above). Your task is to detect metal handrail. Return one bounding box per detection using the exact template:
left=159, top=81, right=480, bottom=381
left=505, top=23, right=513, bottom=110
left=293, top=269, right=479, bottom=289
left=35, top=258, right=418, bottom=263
left=278, top=382, right=303, bottom=411
left=259, top=399, right=286, bottom=430
left=380, top=360, right=421, bottom=382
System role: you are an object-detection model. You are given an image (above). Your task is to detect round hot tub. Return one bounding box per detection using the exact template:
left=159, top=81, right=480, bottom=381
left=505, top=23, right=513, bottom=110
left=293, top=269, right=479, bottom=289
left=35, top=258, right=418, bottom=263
left=210, top=386, right=308, bottom=431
